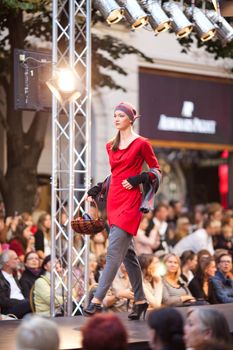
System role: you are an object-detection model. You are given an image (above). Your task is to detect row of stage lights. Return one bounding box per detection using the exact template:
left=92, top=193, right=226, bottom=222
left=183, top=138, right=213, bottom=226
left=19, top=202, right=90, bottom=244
left=93, top=0, right=233, bottom=44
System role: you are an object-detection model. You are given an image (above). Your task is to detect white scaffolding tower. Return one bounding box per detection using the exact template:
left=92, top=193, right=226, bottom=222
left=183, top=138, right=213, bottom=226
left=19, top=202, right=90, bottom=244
left=50, top=0, right=91, bottom=316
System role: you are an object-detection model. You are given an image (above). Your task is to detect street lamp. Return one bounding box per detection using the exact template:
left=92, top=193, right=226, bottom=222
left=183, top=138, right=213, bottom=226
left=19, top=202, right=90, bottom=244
left=46, top=68, right=81, bottom=104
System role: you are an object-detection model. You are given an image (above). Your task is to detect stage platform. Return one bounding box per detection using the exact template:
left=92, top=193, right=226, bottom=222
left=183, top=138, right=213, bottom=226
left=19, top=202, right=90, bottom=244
left=0, top=303, right=233, bottom=350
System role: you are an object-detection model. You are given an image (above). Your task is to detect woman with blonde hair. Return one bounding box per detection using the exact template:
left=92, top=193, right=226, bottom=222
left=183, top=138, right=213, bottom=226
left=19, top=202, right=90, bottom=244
left=162, top=253, right=195, bottom=306
left=184, top=308, right=232, bottom=350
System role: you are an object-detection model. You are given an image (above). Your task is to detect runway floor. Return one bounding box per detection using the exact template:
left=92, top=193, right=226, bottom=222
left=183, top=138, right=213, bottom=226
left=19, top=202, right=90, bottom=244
left=0, top=303, right=233, bottom=350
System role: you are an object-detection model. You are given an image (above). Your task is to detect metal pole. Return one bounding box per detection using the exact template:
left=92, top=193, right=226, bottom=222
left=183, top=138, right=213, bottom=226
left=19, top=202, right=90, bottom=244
left=50, top=0, right=58, bottom=317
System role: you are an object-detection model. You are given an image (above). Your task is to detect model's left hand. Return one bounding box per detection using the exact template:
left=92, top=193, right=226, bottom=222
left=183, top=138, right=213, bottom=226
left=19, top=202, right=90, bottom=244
left=122, top=179, right=133, bottom=190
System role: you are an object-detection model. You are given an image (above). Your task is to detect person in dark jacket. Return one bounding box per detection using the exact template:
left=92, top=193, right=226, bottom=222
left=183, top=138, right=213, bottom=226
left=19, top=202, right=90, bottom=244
left=210, top=253, right=233, bottom=303
left=20, top=251, right=41, bottom=298
left=0, top=250, right=31, bottom=318
left=188, top=256, right=216, bottom=303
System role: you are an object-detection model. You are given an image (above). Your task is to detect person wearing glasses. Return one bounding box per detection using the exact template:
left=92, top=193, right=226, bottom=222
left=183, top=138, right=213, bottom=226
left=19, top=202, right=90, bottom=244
left=210, top=253, right=233, bottom=303
left=20, top=251, right=41, bottom=298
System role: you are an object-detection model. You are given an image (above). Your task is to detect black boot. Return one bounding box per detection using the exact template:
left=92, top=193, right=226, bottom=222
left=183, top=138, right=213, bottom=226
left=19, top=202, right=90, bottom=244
left=128, top=302, right=148, bottom=320
left=83, top=302, right=103, bottom=316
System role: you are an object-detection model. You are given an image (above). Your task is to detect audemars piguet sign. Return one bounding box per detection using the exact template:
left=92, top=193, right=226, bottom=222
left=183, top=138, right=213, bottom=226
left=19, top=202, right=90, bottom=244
left=139, top=68, right=233, bottom=149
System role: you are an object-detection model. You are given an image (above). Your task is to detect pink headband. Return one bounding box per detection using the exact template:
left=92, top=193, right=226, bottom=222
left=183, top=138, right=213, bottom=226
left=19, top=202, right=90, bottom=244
left=114, top=102, right=140, bottom=122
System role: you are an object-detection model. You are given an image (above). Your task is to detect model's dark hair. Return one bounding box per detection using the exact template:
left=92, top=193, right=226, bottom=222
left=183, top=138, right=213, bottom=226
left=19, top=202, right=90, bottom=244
left=216, top=253, right=232, bottom=264
left=148, top=307, right=185, bottom=350
left=110, top=131, right=120, bottom=152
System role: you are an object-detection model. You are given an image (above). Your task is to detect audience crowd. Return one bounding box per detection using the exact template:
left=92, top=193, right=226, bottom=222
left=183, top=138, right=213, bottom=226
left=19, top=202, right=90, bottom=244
left=0, top=200, right=233, bottom=349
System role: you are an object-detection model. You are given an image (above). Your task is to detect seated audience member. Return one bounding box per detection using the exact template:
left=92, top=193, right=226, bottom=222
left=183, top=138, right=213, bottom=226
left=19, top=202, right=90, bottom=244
left=15, top=315, right=59, bottom=350
left=214, top=225, right=233, bottom=256
left=0, top=213, right=8, bottom=244
left=173, top=219, right=221, bottom=256
left=134, top=216, right=159, bottom=255
left=190, top=204, right=206, bottom=233
left=207, top=202, right=223, bottom=222
left=184, top=308, right=232, bottom=350
left=9, top=222, right=34, bottom=262
left=20, top=251, right=41, bottom=298
left=81, top=313, right=128, bottom=350
left=34, top=255, right=63, bottom=316
left=180, top=250, right=197, bottom=283
left=162, top=253, right=195, bottom=306
left=111, top=263, right=134, bottom=312
left=174, top=216, right=191, bottom=243
left=0, top=250, right=31, bottom=318
left=197, top=249, right=212, bottom=264
left=210, top=253, right=233, bottom=303
left=148, top=203, right=175, bottom=253
left=138, top=254, right=163, bottom=309
left=188, top=256, right=216, bottom=303
left=34, top=212, right=51, bottom=259
left=195, top=341, right=233, bottom=350
left=148, top=307, right=186, bottom=350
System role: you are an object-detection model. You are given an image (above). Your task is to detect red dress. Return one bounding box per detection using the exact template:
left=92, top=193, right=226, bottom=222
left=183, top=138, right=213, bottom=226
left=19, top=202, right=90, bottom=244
left=106, top=137, right=160, bottom=236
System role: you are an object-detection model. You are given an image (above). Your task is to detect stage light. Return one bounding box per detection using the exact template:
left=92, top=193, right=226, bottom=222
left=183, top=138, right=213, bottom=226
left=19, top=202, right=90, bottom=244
left=185, top=7, right=216, bottom=41
left=93, top=0, right=124, bottom=24
left=138, top=0, right=171, bottom=34
left=163, top=1, right=193, bottom=38
left=46, top=68, right=81, bottom=104
left=116, top=0, right=148, bottom=29
left=207, top=10, right=233, bottom=43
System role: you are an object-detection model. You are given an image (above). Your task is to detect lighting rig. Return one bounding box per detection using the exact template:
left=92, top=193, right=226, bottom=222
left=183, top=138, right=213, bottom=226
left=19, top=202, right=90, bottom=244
left=93, top=0, right=233, bottom=43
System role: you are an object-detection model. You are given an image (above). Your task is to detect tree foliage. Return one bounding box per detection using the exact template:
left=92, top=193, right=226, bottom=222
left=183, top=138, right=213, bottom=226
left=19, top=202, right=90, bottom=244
left=0, top=1, right=153, bottom=215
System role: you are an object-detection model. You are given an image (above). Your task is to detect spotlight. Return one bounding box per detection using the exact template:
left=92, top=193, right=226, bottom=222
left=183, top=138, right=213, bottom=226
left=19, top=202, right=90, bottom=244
left=116, top=0, right=148, bottom=29
left=185, top=7, right=216, bottom=41
left=207, top=10, right=233, bottom=44
left=138, top=0, right=171, bottom=34
left=163, top=1, right=193, bottom=38
left=93, top=0, right=124, bottom=24
left=46, top=68, right=81, bottom=104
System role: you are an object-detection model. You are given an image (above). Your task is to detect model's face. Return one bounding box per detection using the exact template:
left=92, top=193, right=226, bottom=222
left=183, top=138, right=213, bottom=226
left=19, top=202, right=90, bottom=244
left=205, top=261, right=217, bottom=278
left=184, top=311, right=210, bottom=348
left=114, top=110, right=131, bottom=130
left=165, top=256, right=179, bottom=274
left=25, top=253, right=40, bottom=269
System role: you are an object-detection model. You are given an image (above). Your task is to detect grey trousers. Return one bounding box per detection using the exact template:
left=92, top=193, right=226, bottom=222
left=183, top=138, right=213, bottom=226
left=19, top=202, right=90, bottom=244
left=94, top=225, right=145, bottom=302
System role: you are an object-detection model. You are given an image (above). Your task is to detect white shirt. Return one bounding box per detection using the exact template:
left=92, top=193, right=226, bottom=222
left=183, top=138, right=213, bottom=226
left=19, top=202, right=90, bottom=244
left=173, top=228, right=214, bottom=256
left=2, top=270, right=24, bottom=300
left=153, top=217, right=168, bottom=237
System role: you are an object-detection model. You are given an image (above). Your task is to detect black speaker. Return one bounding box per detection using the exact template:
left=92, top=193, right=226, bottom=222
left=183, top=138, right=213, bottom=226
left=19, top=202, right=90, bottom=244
left=14, top=49, right=52, bottom=111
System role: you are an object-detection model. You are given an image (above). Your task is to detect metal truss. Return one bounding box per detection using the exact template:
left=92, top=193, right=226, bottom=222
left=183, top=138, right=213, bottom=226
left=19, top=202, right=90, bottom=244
left=50, top=0, right=91, bottom=316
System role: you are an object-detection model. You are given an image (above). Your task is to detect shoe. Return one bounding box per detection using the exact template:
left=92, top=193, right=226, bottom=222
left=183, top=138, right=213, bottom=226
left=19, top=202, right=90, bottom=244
left=128, top=302, right=148, bottom=320
left=83, top=302, right=102, bottom=316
